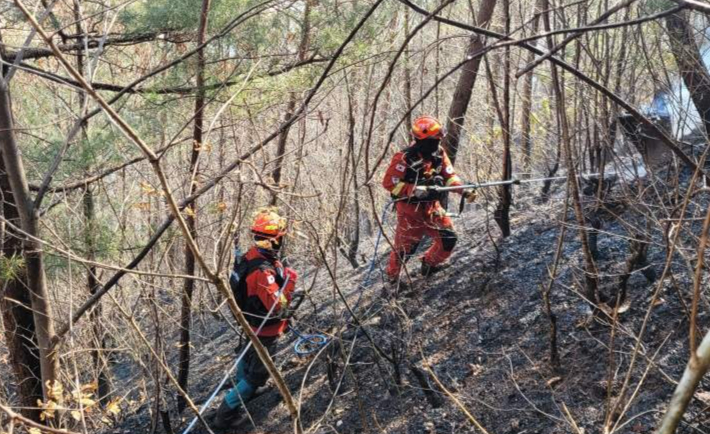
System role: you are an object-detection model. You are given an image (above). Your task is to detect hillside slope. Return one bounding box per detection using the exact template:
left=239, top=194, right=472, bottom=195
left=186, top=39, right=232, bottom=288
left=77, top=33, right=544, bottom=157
left=111, top=178, right=705, bottom=434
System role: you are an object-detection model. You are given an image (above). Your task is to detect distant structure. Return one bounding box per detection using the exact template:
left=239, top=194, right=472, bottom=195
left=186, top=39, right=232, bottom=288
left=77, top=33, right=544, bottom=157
left=619, top=41, right=709, bottom=167
left=618, top=92, right=674, bottom=169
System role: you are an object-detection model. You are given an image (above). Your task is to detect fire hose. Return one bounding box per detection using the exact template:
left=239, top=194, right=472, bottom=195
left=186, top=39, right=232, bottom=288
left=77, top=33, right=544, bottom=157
left=415, top=173, right=601, bottom=213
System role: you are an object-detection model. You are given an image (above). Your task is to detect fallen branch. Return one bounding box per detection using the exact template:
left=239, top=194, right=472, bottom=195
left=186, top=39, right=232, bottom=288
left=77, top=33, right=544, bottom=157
left=0, top=402, right=81, bottom=434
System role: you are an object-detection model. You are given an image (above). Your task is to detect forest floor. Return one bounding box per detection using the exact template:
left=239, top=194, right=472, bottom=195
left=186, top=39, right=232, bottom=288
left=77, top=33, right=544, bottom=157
left=90, top=172, right=710, bottom=433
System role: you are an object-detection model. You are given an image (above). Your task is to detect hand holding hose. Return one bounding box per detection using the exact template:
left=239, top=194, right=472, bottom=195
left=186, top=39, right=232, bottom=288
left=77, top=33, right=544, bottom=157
left=463, top=189, right=477, bottom=202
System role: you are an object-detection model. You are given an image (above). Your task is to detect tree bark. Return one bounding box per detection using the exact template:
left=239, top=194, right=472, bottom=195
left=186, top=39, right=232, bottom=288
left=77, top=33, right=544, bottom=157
left=666, top=10, right=710, bottom=137
left=519, top=3, right=540, bottom=176
left=177, top=0, right=212, bottom=413
left=441, top=0, right=497, bottom=164
left=0, top=77, right=60, bottom=404
left=346, top=82, right=360, bottom=267
left=494, top=0, right=512, bottom=237
left=543, top=0, right=599, bottom=304
left=657, top=328, right=710, bottom=433
left=72, top=0, right=111, bottom=404
left=0, top=158, right=43, bottom=421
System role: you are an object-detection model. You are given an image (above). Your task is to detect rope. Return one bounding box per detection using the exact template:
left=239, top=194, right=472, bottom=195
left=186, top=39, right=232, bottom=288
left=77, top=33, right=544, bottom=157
left=354, top=199, right=395, bottom=310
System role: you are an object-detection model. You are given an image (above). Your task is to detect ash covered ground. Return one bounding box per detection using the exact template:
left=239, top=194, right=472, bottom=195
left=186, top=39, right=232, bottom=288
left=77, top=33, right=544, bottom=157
left=99, top=172, right=709, bottom=434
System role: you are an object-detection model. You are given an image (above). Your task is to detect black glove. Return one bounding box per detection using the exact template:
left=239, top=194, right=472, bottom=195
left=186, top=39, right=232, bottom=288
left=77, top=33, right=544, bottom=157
left=413, top=187, right=440, bottom=202
left=424, top=175, right=445, bottom=187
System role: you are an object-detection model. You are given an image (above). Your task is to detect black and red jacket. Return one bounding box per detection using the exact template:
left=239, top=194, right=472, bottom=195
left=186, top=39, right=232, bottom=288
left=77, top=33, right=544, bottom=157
left=383, top=145, right=463, bottom=202
left=238, top=247, right=297, bottom=337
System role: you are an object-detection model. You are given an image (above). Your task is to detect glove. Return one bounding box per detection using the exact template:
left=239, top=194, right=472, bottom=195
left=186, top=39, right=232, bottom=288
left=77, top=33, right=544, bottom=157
left=427, top=175, right=445, bottom=187
left=463, top=190, right=477, bottom=203
left=413, top=186, right=430, bottom=199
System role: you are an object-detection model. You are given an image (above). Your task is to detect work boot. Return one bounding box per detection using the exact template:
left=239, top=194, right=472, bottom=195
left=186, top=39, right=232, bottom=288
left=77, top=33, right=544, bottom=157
left=210, top=399, right=246, bottom=430
left=421, top=261, right=449, bottom=277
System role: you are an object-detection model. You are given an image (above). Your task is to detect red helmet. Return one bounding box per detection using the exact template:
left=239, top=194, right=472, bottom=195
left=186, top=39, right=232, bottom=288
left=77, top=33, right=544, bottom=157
left=251, top=209, right=286, bottom=238
left=411, top=116, right=446, bottom=140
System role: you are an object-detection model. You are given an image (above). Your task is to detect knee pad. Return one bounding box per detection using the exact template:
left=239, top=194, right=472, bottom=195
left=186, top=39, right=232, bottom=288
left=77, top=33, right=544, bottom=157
left=439, top=229, right=457, bottom=252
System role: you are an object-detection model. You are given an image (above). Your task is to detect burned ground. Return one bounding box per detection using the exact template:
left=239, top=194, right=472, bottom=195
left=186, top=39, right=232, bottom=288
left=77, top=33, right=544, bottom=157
left=95, top=175, right=709, bottom=434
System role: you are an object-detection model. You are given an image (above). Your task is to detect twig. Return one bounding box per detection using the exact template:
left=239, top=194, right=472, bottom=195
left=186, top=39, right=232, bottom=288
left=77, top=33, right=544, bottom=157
left=0, top=402, right=81, bottom=434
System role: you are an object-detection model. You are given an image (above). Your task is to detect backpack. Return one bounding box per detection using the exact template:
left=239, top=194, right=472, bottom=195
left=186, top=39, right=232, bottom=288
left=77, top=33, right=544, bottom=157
left=229, top=253, right=285, bottom=328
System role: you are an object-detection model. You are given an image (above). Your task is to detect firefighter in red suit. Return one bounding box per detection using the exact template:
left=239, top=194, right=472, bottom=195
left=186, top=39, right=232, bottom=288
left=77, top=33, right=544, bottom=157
left=382, top=116, right=476, bottom=282
left=213, top=209, right=297, bottom=429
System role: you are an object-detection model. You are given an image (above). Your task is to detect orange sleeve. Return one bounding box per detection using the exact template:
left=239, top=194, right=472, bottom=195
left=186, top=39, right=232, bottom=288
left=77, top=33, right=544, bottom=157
left=283, top=268, right=298, bottom=301
left=382, top=152, right=415, bottom=198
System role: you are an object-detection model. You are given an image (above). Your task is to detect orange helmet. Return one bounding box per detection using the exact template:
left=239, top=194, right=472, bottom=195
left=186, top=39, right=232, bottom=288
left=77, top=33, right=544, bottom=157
left=411, top=116, right=446, bottom=140
left=251, top=209, right=286, bottom=238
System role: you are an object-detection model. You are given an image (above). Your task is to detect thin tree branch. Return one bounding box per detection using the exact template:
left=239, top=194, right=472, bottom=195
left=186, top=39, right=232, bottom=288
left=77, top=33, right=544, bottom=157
left=14, top=55, right=328, bottom=95
left=398, top=0, right=707, bottom=182
left=0, top=402, right=82, bottom=434
left=516, top=0, right=638, bottom=77
left=3, top=31, right=173, bottom=62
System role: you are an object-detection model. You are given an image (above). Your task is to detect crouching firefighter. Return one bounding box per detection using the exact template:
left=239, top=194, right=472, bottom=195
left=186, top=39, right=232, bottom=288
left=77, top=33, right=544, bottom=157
left=211, top=209, right=298, bottom=429
left=382, top=115, right=476, bottom=284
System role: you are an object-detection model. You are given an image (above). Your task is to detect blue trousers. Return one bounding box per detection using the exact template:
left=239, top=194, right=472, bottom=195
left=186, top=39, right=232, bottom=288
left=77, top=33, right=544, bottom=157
left=224, top=336, right=278, bottom=410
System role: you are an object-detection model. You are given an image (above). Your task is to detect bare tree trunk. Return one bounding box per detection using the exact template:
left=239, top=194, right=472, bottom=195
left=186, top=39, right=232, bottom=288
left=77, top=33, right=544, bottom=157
left=0, top=77, right=60, bottom=404
left=346, top=83, right=360, bottom=267
left=0, top=158, right=43, bottom=421
left=666, top=10, right=710, bottom=137
left=177, top=0, right=212, bottom=413
left=84, top=187, right=111, bottom=404
left=543, top=0, right=599, bottom=304
left=495, top=0, right=512, bottom=237
left=519, top=3, right=540, bottom=176
left=73, top=1, right=111, bottom=404
left=270, top=0, right=312, bottom=206
left=441, top=0, right=497, bottom=164
left=403, top=7, right=413, bottom=128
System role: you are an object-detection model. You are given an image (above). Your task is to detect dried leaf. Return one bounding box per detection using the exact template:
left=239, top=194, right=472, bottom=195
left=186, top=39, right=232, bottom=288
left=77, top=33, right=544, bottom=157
left=79, top=397, right=97, bottom=407
left=71, top=410, right=82, bottom=421
left=696, top=390, right=710, bottom=404
left=106, top=398, right=122, bottom=415
left=46, top=380, right=63, bottom=401
left=140, top=181, right=157, bottom=195
left=81, top=382, right=99, bottom=393
left=29, top=428, right=42, bottom=434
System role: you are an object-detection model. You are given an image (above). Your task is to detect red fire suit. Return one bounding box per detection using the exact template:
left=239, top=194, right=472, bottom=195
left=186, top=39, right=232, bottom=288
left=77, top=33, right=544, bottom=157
left=382, top=146, right=463, bottom=279
left=243, top=247, right=297, bottom=337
